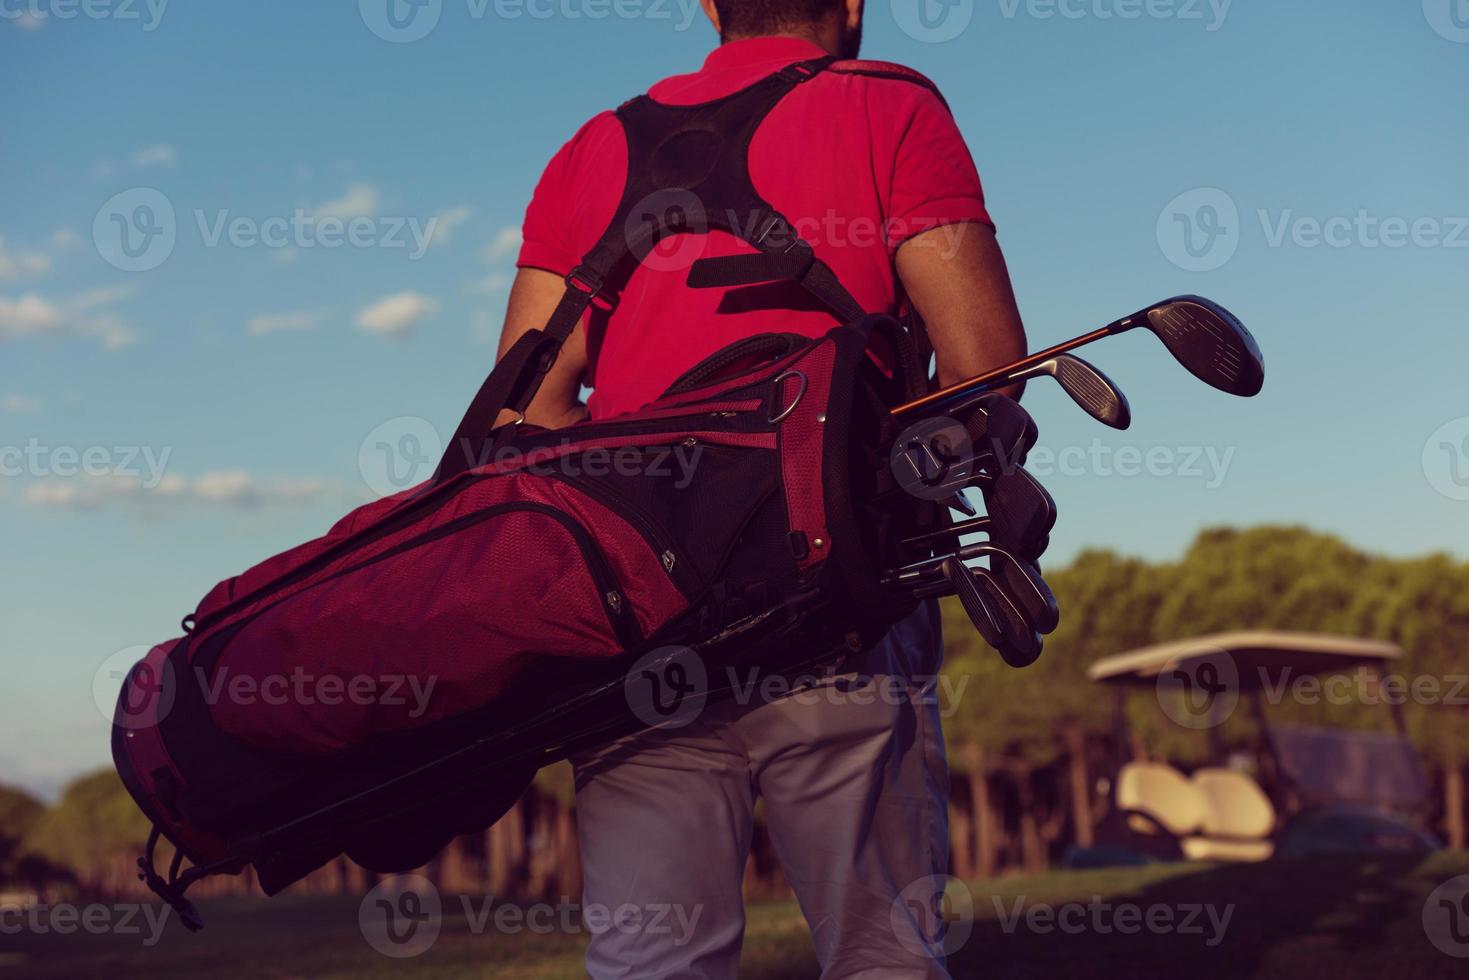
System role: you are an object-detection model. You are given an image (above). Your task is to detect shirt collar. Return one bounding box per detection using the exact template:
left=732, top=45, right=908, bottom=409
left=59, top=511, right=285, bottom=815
left=701, top=36, right=832, bottom=73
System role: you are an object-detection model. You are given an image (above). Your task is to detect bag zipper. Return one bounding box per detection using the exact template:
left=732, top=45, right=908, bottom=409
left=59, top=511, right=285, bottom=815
left=550, top=470, right=703, bottom=599
left=189, top=420, right=766, bottom=637
left=203, top=503, right=642, bottom=653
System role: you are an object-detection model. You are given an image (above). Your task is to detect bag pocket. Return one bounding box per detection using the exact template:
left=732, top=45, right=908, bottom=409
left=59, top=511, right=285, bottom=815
left=208, top=485, right=684, bottom=756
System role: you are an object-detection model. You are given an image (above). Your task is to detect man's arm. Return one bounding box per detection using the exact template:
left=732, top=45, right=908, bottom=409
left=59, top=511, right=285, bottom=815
left=895, top=221, right=1027, bottom=395
left=494, top=267, right=590, bottom=429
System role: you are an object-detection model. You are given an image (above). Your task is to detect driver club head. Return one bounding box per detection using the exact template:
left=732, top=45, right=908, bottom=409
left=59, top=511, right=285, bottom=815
left=1122, top=296, right=1264, bottom=397
left=1017, top=354, right=1132, bottom=430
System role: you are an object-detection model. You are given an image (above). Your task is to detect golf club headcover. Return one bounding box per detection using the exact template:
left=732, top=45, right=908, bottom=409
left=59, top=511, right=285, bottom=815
left=953, top=393, right=1038, bottom=471
left=980, top=466, right=1057, bottom=562
left=973, top=569, right=1043, bottom=668
left=992, top=552, right=1060, bottom=634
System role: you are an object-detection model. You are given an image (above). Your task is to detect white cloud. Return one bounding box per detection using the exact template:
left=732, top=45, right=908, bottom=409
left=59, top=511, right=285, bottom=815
left=70, top=283, right=140, bottom=312
left=0, top=294, right=62, bottom=338
left=479, top=226, right=522, bottom=264
left=13, top=11, right=45, bottom=30
left=311, top=182, right=380, bottom=221
left=49, top=228, right=82, bottom=251
left=130, top=144, right=178, bottom=169
left=0, top=236, right=52, bottom=281
left=24, top=470, right=341, bottom=513
left=356, top=291, right=437, bottom=339
left=0, top=287, right=140, bottom=349
left=248, top=310, right=325, bottom=336
left=1, top=393, right=40, bottom=414
left=425, top=205, right=473, bottom=249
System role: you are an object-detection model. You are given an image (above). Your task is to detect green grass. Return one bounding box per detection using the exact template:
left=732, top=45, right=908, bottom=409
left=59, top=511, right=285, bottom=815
left=6, top=852, right=1467, bottom=978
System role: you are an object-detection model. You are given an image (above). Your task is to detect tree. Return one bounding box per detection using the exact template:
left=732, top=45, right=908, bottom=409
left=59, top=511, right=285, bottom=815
left=21, top=770, right=155, bottom=884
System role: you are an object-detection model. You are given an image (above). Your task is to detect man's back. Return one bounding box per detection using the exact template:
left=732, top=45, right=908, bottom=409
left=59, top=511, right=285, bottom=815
left=516, top=36, right=991, bottom=418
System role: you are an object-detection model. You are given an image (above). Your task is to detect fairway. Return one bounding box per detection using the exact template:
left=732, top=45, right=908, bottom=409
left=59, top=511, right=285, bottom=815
left=7, top=852, right=1467, bottom=979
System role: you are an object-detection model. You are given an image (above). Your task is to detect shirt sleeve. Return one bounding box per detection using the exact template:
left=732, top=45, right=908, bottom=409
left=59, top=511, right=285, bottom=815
left=516, top=114, right=610, bottom=276
left=885, top=87, right=993, bottom=251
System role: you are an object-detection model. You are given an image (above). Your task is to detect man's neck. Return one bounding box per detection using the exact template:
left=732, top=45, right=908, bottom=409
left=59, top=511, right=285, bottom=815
left=723, top=27, right=841, bottom=58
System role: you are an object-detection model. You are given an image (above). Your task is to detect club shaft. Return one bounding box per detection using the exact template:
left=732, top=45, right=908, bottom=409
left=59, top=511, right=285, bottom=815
left=891, top=324, right=1122, bottom=418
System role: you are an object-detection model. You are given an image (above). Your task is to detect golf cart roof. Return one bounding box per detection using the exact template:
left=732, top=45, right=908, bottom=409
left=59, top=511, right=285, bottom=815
left=1087, top=630, right=1403, bottom=689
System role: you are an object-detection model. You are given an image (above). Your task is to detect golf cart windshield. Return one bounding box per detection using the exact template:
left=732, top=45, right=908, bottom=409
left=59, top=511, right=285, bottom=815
left=1267, top=723, right=1428, bottom=810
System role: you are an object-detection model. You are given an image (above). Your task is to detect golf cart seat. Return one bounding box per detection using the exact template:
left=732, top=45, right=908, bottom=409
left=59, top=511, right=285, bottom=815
left=1117, top=762, right=1207, bottom=837
left=1181, top=768, right=1275, bottom=862
left=1116, top=762, right=1275, bottom=861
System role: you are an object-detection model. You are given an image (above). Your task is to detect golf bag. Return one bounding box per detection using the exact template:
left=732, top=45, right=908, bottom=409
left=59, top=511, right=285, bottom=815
left=113, top=56, right=1061, bottom=929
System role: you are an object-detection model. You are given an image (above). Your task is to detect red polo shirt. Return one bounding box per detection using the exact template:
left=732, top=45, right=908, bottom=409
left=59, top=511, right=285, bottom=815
left=517, top=36, right=991, bottom=419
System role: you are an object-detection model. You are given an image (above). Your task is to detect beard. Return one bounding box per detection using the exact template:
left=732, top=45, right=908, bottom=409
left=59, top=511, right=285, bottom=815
left=838, top=22, right=863, bottom=59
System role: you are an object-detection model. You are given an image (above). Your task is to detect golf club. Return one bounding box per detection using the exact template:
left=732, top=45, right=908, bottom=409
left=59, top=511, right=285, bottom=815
left=888, top=540, right=1058, bottom=633
left=1016, top=354, right=1131, bottom=429
left=940, top=353, right=1131, bottom=430
left=903, top=555, right=1044, bottom=668
left=893, top=295, right=1264, bottom=418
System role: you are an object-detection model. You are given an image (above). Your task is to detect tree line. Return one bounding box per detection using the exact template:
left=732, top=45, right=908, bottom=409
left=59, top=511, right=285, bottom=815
left=4, top=524, right=1465, bottom=900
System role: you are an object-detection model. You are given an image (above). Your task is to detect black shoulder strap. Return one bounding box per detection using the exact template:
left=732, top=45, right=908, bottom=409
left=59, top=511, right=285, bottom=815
left=436, top=56, right=863, bottom=482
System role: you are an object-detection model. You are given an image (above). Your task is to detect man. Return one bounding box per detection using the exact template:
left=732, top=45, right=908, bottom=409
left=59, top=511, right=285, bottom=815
left=497, top=1, right=1027, bottom=975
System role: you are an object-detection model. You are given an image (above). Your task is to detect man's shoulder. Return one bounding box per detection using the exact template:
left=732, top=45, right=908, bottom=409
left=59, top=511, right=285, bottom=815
left=826, top=59, right=951, bottom=112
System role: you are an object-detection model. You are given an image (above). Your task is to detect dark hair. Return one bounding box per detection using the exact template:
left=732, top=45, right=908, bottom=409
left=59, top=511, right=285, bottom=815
left=712, top=0, right=843, bottom=38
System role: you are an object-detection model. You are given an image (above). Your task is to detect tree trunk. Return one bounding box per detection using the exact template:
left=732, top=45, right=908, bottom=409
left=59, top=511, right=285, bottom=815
left=949, top=790, right=974, bottom=880
left=1446, top=758, right=1466, bottom=850
left=1015, top=767, right=1046, bottom=873
left=1066, top=726, right=1095, bottom=847
left=966, top=745, right=996, bottom=878
left=554, top=803, right=582, bottom=899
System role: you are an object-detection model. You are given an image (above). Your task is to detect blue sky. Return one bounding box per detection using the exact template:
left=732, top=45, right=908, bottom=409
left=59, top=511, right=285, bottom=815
left=1, top=2, right=1466, bottom=798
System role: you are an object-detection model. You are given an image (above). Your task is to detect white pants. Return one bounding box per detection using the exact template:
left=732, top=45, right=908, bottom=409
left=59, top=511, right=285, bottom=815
left=571, top=602, right=951, bottom=979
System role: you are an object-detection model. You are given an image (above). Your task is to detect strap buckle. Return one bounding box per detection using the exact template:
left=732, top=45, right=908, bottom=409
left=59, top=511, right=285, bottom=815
left=777, top=60, right=826, bottom=84
left=565, top=265, right=614, bottom=311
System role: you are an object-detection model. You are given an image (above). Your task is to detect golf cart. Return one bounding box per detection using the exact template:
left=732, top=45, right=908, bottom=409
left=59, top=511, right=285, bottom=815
left=1067, top=630, right=1441, bottom=868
